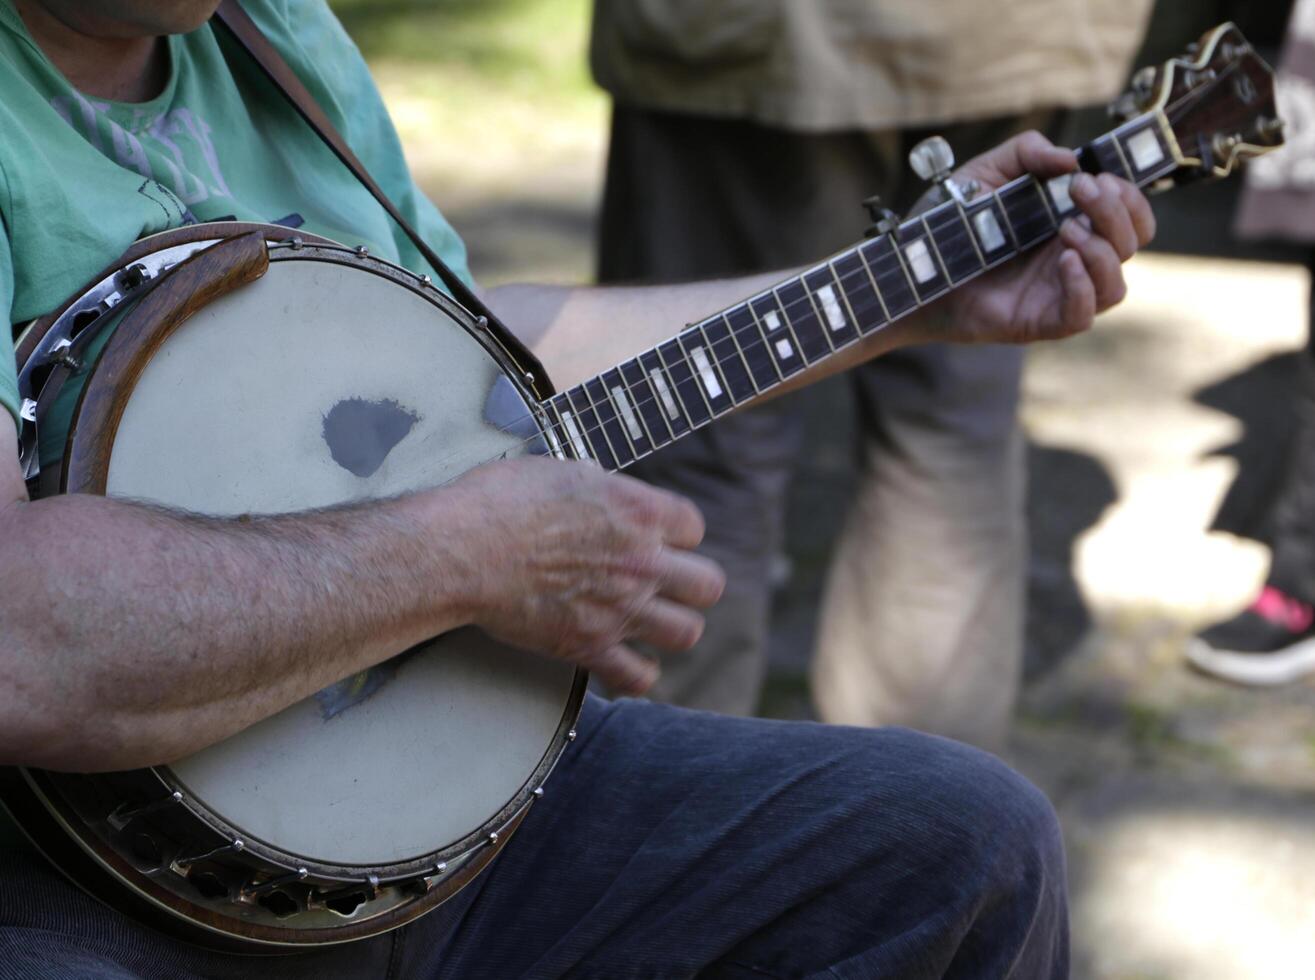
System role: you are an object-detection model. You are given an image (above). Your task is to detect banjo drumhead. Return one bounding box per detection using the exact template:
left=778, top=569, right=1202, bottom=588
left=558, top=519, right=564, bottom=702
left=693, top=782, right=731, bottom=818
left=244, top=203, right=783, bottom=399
left=104, top=256, right=576, bottom=867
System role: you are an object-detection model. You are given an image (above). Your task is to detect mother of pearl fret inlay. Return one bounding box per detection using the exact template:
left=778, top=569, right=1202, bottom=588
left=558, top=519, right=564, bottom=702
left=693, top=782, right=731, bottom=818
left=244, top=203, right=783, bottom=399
left=610, top=385, right=644, bottom=441
left=560, top=409, right=589, bottom=460
left=763, top=311, right=795, bottom=357
left=816, top=284, right=847, bottom=332
left=905, top=239, right=938, bottom=284
left=973, top=209, right=1007, bottom=251
left=689, top=345, right=725, bottom=399
left=649, top=368, right=681, bottom=420
left=1048, top=174, right=1075, bottom=214
left=1126, top=128, right=1165, bottom=171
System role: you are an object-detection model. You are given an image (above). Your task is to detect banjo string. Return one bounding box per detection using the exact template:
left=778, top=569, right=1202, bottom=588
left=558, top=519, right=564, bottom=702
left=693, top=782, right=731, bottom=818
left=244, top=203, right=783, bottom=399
left=421, top=220, right=1036, bottom=478
left=421, top=243, right=944, bottom=478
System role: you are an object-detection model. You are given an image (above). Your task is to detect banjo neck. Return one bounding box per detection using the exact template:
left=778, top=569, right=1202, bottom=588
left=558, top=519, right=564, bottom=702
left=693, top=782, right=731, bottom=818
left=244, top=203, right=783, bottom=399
left=540, top=113, right=1179, bottom=474
left=540, top=20, right=1286, bottom=473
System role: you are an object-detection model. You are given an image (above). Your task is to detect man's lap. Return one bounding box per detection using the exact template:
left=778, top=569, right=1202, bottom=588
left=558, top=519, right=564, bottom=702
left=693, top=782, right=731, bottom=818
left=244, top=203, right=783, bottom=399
left=0, top=696, right=1066, bottom=979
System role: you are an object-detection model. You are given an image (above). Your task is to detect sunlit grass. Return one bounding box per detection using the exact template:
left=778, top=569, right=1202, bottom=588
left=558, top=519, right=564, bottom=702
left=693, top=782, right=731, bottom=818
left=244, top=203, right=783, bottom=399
left=329, top=0, right=607, bottom=206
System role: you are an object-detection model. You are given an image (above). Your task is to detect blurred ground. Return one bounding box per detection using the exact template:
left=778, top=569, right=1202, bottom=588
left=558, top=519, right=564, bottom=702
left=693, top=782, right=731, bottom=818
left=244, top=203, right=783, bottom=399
left=338, top=2, right=1315, bottom=975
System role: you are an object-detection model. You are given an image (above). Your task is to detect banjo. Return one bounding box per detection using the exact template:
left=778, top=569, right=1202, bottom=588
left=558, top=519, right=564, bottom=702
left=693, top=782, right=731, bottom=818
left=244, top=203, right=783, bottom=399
left=0, top=22, right=1283, bottom=951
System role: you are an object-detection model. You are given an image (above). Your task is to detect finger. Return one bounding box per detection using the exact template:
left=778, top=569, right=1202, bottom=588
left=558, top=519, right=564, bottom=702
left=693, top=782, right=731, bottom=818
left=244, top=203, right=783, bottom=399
left=582, top=643, right=659, bottom=696
left=653, top=490, right=706, bottom=550
left=1056, top=248, right=1096, bottom=335
left=1118, top=179, right=1157, bottom=247
left=1060, top=218, right=1127, bottom=311
left=610, top=477, right=707, bottom=549
left=629, top=597, right=706, bottom=653
left=1010, top=130, right=1079, bottom=179
left=1070, top=173, right=1139, bottom=261
left=655, top=549, right=726, bottom=608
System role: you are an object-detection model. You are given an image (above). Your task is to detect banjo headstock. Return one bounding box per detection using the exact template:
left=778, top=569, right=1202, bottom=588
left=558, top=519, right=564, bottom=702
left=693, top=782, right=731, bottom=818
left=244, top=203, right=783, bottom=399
left=1111, top=22, right=1285, bottom=186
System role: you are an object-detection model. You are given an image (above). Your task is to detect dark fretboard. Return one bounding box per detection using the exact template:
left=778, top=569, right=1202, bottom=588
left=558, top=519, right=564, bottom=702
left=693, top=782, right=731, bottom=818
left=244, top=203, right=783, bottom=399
left=543, top=114, right=1178, bottom=472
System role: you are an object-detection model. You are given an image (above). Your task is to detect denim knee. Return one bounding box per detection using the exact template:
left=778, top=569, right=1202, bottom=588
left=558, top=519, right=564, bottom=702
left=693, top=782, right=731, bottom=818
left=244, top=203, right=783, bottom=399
left=854, top=726, right=1067, bottom=905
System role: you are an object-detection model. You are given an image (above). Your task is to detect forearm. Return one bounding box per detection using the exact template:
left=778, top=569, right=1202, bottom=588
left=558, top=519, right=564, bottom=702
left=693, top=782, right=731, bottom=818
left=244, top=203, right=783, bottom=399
left=488, top=274, right=922, bottom=396
left=0, top=490, right=477, bottom=771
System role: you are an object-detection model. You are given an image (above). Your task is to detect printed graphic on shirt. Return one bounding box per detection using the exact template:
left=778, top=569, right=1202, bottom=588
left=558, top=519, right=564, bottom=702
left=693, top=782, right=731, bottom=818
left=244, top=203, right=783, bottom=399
left=50, top=92, right=235, bottom=210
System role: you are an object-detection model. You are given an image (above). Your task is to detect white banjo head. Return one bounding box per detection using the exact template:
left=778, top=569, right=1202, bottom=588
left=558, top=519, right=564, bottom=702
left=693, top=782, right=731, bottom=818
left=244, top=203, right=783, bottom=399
left=105, top=251, right=577, bottom=867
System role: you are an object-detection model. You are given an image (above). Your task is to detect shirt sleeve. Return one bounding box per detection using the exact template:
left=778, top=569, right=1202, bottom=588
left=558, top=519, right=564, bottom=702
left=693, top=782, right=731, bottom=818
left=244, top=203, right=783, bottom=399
left=247, top=0, right=476, bottom=289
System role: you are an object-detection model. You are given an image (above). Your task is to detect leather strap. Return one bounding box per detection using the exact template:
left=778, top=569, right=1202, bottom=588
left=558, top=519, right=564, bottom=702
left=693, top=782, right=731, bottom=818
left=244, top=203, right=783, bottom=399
left=212, top=0, right=550, bottom=392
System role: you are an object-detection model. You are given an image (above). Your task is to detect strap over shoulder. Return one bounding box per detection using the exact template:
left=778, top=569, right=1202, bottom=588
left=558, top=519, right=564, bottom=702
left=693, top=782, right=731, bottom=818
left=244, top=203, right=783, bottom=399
left=212, top=0, right=551, bottom=392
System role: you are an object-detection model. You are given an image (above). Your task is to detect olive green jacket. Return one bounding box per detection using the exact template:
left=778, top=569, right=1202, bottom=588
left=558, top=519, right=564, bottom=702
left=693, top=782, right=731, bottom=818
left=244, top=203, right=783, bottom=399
left=591, top=0, right=1155, bottom=131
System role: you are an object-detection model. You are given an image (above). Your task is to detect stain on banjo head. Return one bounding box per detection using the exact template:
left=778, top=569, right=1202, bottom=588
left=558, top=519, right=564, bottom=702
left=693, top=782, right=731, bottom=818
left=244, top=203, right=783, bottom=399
left=2, top=223, right=585, bottom=950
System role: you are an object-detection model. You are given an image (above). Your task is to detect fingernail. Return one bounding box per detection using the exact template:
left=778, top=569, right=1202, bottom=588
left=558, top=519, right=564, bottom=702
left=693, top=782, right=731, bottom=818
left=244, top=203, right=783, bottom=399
left=1071, top=173, right=1096, bottom=201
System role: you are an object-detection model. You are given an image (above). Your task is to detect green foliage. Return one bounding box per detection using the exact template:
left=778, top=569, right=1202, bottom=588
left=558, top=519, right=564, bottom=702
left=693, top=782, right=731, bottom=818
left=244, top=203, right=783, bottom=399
left=328, top=0, right=596, bottom=97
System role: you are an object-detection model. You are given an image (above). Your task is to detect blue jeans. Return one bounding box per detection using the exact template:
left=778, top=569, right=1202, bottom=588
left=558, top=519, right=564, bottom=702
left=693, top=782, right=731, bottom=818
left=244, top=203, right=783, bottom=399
left=0, top=696, right=1068, bottom=978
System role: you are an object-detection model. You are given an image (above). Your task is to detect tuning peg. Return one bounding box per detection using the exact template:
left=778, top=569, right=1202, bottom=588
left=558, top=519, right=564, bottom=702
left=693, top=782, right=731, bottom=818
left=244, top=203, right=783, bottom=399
left=1256, top=116, right=1285, bottom=143
left=1110, top=66, right=1159, bottom=121
left=862, top=195, right=901, bottom=238
left=909, top=136, right=955, bottom=184
left=908, top=136, right=978, bottom=203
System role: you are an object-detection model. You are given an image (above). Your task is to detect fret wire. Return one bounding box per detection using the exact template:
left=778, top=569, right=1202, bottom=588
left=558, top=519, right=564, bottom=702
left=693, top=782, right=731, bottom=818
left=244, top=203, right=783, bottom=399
left=627, top=358, right=677, bottom=441
left=575, top=381, right=620, bottom=465
left=1093, top=141, right=1123, bottom=179
left=565, top=387, right=614, bottom=469
left=799, top=273, right=840, bottom=353
left=722, top=312, right=764, bottom=394
left=1108, top=135, right=1135, bottom=180
left=673, top=332, right=721, bottom=418
left=594, top=373, right=633, bottom=452
left=544, top=398, right=582, bottom=462
left=594, top=375, right=644, bottom=460
left=862, top=237, right=918, bottom=318
left=746, top=303, right=786, bottom=382
left=955, top=203, right=987, bottom=267
left=856, top=246, right=893, bottom=322
left=930, top=206, right=988, bottom=282
left=1002, top=180, right=1055, bottom=247
left=694, top=321, right=738, bottom=405
left=827, top=259, right=865, bottom=333
left=888, top=236, right=921, bottom=297
left=991, top=189, right=1023, bottom=251
left=1033, top=177, right=1059, bottom=228
left=545, top=397, right=590, bottom=464
left=654, top=342, right=705, bottom=427
left=919, top=214, right=954, bottom=282
left=648, top=361, right=681, bottom=439
left=556, top=391, right=599, bottom=464
left=769, top=286, right=813, bottom=365
left=578, top=382, right=629, bottom=464
left=704, top=323, right=783, bottom=394
left=646, top=347, right=699, bottom=431
left=609, top=365, right=660, bottom=448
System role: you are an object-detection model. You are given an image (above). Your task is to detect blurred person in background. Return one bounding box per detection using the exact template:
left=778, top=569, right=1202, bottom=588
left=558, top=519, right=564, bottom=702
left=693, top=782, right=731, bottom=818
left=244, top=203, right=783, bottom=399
left=591, top=0, right=1153, bottom=745
left=1188, top=0, right=1315, bottom=686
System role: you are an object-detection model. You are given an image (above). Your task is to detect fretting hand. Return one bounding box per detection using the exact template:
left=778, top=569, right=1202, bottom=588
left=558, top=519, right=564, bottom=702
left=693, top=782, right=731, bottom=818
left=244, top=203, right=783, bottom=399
left=930, top=131, right=1156, bottom=345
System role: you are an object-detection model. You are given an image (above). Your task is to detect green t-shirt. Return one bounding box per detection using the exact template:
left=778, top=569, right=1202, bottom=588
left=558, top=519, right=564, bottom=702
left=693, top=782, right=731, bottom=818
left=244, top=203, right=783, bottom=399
left=0, top=0, right=473, bottom=847
left=0, top=0, right=473, bottom=428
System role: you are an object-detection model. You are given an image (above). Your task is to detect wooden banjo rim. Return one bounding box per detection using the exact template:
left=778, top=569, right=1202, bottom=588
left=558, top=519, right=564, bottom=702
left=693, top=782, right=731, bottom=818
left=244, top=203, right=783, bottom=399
left=6, top=222, right=589, bottom=948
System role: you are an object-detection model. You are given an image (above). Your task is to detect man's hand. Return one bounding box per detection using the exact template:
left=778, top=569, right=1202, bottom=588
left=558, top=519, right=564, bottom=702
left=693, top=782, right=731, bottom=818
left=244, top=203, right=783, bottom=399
left=934, top=131, right=1157, bottom=345
left=444, top=457, right=725, bottom=695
